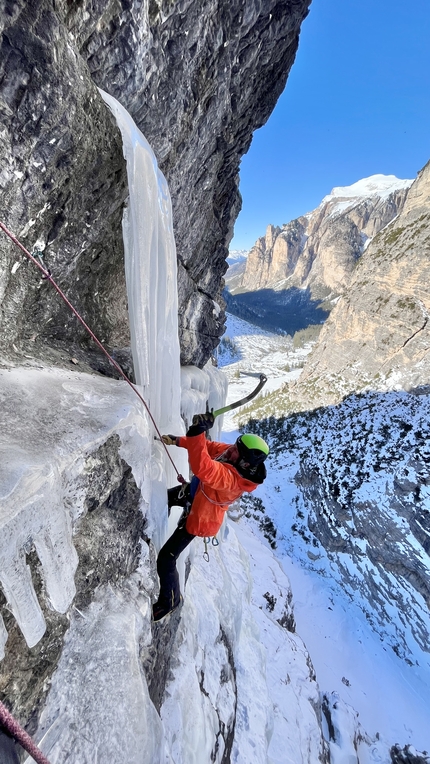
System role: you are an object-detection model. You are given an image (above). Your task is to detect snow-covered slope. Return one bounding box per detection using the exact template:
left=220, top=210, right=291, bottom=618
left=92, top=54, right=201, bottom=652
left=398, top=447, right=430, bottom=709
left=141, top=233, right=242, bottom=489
left=221, top=312, right=430, bottom=757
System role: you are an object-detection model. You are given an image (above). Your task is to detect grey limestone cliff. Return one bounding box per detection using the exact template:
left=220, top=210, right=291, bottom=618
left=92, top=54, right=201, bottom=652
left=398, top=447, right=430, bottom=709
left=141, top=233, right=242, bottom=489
left=293, top=162, right=430, bottom=408
left=235, top=175, right=411, bottom=298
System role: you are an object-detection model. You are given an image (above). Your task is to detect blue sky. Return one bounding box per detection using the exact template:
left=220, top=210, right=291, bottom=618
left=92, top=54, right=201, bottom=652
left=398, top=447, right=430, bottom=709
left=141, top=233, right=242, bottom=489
left=230, top=0, right=430, bottom=251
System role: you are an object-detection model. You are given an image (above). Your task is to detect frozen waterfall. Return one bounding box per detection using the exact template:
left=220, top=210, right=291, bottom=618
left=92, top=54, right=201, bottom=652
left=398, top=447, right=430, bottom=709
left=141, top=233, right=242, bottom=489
left=2, top=88, right=408, bottom=764
left=0, top=93, right=226, bottom=763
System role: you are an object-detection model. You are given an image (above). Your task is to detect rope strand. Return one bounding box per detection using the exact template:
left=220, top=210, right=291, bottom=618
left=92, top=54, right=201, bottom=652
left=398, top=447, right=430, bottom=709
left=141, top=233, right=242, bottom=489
left=0, top=221, right=185, bottom=483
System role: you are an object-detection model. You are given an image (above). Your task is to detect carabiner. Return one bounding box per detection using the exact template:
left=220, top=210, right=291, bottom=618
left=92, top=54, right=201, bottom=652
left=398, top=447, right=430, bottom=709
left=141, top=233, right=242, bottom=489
left=203, top=537, right=210, bottom=562
left=178, top=482, right=189, bottom=500
left=32, top=249, right=52, bottom=280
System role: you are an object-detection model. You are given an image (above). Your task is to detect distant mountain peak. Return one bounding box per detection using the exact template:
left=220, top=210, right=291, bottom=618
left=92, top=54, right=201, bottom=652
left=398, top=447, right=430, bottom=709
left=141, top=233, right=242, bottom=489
left=227, top=249, right=249, bottom=265
left=226, top=173, right=413, bottom=305
left=323, top=174, right=413, bottom=204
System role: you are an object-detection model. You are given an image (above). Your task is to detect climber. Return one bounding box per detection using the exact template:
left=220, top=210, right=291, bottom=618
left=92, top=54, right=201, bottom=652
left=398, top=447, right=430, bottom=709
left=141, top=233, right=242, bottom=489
left=152, top=412, right=269, bottom=621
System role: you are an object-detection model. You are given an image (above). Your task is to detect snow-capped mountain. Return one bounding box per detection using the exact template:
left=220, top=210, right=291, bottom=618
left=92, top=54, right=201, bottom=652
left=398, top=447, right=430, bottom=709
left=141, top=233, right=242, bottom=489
left=227, top=249, right=249, bottom=265
left=321, top=174, right=413, bottom=211
left=293, top=160, right=430, bottom=409
left=225, top=175, right=413, bottom=335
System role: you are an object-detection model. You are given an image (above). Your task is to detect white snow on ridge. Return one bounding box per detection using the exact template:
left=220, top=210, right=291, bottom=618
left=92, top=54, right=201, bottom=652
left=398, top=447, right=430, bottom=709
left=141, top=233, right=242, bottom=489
left=227, top=249, right=249, bottom=265
left=322, top=173, right=413, bottom=204
left=318, top=174, right=414, bottom=221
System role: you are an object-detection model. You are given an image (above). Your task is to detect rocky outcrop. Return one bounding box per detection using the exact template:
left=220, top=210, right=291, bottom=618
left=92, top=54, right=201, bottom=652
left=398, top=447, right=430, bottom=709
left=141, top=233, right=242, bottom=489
left=234, top=175, right=411, bottom=298
left=0, top=0, right=311, bottom=369
left=390, top=744, right=430, bottom=764
left=292, top=162, right=430, bottom=408
left=240, top=218, right=307, bottom=291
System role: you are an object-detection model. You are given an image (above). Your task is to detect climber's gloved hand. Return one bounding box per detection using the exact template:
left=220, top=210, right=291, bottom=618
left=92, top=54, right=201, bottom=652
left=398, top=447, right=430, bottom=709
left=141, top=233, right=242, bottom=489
left=186, top=410, right=215, bottom=437
left=161, top=434, right=179, bottom=446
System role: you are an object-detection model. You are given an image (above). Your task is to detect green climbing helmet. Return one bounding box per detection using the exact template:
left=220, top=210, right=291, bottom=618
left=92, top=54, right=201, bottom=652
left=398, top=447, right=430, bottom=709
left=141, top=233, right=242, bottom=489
left=236, top=433, right=269, bottom=466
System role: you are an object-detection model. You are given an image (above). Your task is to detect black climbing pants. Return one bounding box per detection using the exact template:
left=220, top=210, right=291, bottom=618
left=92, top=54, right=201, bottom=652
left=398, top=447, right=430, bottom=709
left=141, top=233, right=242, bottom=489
left=156, top=484, right=195, bottom=607
left=0, top=729, right=19, bottom=764
left=156, top=525, right=195, bottom=607
left=167, top=483, right=192, bottom=515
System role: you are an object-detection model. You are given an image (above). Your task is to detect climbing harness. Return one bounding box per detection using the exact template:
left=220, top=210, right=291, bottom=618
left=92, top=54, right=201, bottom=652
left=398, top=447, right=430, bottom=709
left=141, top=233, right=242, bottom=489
left=199, top=482, right=228, bottom=508
left=0, top=221, right=185, bottom=484
left=0, top=700, right=51, bottom=764
left=203, top=535, right=219, bottom=562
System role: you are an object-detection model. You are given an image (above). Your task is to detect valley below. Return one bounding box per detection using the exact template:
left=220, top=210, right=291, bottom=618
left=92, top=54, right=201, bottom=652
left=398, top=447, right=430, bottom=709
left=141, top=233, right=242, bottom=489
left=219, top=311, right=430, bottom=757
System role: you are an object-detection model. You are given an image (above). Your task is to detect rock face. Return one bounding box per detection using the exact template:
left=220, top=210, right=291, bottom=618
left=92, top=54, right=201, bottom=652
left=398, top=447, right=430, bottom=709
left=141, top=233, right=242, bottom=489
left=293, top=162, right=430, bottom=407
left=240, top=218, right=308, bottom=291
left=0, top=1, right=129, bottom=366
left=0, top=0, right=311, bottom=368
left=234, top=175, right=411, bottom=298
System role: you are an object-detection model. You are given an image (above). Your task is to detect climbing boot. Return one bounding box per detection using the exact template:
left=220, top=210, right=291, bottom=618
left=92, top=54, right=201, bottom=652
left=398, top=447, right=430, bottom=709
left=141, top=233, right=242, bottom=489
left=152, top=596, right=183, bottom=623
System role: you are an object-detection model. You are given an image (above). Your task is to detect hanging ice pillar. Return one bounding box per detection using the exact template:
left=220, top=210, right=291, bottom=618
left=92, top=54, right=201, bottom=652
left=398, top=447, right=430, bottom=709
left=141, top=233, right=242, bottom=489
left=100, top=90, right=183, bottom=430
left=100, top=91, right=188, bottom=547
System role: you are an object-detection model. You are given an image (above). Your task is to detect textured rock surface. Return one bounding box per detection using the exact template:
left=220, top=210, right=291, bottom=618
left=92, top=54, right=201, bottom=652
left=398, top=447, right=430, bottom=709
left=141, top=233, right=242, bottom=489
left=292, top=162, right=430, bottom=407
left=0, top=0, right=311, bottom=368
left=390, top=744, right=430, bottom=764
left=0, top=435, right=146, bottom=734
left=0, top=1, right=129, bottom=368
left=234, top=175, right=411, bottom=297
left=241, top=219, right=307, bottom=290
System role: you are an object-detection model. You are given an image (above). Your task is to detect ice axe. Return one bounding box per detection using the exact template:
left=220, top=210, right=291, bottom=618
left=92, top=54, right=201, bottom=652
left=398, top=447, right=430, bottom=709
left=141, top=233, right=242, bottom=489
left=153, top=372, right=268, bottom=442
left=211, top=372, right=267, bottom=418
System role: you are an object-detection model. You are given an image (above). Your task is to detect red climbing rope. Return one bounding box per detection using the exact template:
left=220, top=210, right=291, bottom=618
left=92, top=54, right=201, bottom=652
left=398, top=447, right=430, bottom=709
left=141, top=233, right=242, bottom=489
left=0, top=701, right=51, bottom=764
left=0, top=220, right=185, bottom=483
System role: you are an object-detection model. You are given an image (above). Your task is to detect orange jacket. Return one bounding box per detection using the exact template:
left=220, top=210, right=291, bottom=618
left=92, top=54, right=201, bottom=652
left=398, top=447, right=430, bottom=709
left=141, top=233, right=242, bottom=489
left=177, top=433, right=263, bottom=537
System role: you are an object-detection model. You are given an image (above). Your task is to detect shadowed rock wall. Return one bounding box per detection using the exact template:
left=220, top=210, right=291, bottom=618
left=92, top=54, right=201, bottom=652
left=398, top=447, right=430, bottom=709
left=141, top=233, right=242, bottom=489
left=0, top=1, right=129, bottom=368
left=0, top=0, right=311, bottom=368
